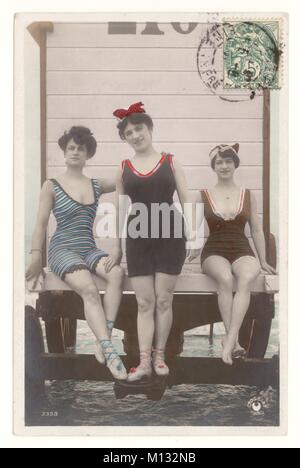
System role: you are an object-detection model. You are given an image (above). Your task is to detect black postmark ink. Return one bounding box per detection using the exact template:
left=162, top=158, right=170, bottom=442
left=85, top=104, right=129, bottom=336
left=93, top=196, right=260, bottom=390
left=223, top=21, right=281, bottom=89
left=197, top=21, right=282, bottom=101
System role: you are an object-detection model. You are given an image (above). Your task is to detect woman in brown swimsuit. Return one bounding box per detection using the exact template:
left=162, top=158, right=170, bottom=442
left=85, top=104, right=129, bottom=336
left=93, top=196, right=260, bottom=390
left=190, top=144, right=276, bottom=365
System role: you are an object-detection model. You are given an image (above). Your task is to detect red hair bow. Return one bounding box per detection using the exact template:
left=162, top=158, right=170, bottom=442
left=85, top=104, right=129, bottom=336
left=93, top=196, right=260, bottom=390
left=113, top=102, right=145, bottom=120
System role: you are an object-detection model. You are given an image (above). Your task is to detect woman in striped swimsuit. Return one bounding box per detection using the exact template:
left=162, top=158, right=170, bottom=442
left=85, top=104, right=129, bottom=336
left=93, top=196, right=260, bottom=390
left=25, top=126, right=127, bottom=381
left=189, top=144, right=276, bottom=365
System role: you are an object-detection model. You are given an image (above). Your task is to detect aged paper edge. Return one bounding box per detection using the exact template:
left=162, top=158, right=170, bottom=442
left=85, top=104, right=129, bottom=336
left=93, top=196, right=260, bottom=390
left=13, top=11, right=289, bottom=437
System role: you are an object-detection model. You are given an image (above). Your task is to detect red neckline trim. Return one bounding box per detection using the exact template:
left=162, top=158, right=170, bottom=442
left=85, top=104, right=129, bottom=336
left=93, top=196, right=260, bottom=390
left=126, top=153, right=166, bottom=178
left=205, top=188, right=245, bottom=221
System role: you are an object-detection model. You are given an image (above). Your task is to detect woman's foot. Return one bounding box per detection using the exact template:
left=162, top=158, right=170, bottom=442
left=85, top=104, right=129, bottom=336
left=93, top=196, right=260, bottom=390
left=127, top=350, right=152, bottom=382
left=100, top=340, right=127, bottom=381
left=232, top=343, right=247, bottom=358
left=221, top=337, right=235, bottom=366
left=95, top=340, right=105, bottom=364
left=221, top=338, right=246, bottom=363
left=152, top=348, right=169, bottom=377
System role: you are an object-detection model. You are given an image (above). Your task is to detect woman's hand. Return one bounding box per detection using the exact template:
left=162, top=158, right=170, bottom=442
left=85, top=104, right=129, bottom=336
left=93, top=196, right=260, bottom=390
left=260, top=260, right=277, bottom=275
left=185, top=230, right=203, bottom=261
left=103, top=247, right=123, bottom=273
left=187, top=248, right=201, bottom=262
left=25, top=254, right=43, bottom=288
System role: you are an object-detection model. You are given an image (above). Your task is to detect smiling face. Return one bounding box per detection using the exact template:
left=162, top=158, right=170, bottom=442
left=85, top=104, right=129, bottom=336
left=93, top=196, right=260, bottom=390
left=122, top=121, right=153, bottom=152
left=64, top=138, right=89, bottom=167
left=213, top=154, right=236, bottom=180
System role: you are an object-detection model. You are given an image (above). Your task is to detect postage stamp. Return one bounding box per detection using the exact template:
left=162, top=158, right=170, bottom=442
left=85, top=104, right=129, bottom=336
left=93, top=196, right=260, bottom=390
left=197, top=22, right=260, bottom=101
left=223, top=21, right=282, bottom=89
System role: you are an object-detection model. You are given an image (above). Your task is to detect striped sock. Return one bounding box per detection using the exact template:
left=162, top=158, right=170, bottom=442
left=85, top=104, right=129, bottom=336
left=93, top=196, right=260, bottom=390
left=106, top=320, right=114, bottom=338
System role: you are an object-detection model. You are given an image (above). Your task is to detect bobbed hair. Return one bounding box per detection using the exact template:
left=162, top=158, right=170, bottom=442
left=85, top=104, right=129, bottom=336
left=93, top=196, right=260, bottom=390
left=58, top=126, right=97, bottom=158
left=117, top=113, right=154, bottom=140
left=211, top=148, right=240, bottom=170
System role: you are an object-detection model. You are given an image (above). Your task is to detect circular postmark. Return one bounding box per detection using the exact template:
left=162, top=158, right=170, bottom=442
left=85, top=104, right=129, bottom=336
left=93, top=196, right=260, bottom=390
left=197, top=23, right=259, bottom=102
left=197, top=21, right=281, bottom=100
left=223, top=22, right=280, bottom=89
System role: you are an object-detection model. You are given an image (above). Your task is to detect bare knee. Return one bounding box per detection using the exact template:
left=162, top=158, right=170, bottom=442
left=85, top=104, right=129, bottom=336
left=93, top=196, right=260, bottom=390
left=137, top=295, right=155, bottom=316
left=156, top=293, right=173, bottom=314
left=108, top=265, right=125, bottom=285
left=217, top=273, right=234, bottom=291
left=81, top=283, right=100, bottom=305
left=236, top=271, right=259, bottom=291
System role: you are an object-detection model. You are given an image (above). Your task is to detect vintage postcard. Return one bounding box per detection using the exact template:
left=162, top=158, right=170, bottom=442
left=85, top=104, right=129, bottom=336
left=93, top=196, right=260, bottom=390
left=14, top=11, right=288, bottom=436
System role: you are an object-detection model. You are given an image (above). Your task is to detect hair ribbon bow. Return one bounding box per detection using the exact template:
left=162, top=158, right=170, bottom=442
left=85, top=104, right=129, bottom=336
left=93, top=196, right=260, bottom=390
left=113, top=102, right=145, bottom=120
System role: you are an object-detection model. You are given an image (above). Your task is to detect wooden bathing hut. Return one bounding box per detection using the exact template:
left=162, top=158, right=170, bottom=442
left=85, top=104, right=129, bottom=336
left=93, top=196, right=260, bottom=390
left=25, top=21, right=279, bottom=416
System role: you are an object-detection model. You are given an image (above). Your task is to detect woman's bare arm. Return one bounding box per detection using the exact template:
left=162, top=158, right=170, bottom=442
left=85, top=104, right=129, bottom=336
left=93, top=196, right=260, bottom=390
left=26, top=180, right=54, bottom=282
left=98, top=176, right=117, bottom=194
left=102, top=168, right=127, bottom=272
left=173, top=158, right=195, bottom=234
left=173, top=158, right=204, bottom=259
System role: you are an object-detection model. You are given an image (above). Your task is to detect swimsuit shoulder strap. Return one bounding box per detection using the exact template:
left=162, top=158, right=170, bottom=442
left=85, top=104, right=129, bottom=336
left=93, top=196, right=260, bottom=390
left=201, top=189, right=210, bottom=204
left=243, top=188, right=251, bottom=215
left=201, top=189, right=216, bottom=216
left=122, top=159, right=128, bottom=174
left=166, top=153, right=175, bottom=174
left=48, top=178, right=61, bottom=194
left=91, top=178, right=101, bottom=201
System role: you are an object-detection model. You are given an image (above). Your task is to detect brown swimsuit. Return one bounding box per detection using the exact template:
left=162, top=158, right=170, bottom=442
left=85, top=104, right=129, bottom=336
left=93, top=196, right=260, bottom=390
left=200, top=188, right=256, bottom=265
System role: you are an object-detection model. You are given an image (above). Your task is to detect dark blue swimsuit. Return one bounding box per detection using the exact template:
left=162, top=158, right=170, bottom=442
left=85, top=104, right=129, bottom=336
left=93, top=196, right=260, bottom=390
left=48, top=178, right=108, bottom=280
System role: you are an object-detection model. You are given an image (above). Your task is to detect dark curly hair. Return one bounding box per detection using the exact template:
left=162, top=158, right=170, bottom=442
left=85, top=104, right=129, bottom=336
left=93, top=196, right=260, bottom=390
left=58, top=126, right=97, bottom=158
left=117, top=113, right=154, bottom=140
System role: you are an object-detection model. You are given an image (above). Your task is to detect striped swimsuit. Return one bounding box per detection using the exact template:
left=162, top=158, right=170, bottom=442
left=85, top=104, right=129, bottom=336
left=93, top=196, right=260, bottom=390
left=48, top=178, right=108, bottom=280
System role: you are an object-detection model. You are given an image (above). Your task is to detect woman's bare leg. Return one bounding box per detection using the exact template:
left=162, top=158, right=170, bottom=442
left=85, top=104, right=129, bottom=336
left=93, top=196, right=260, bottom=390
left=92, top=259, right=125, bottom=363
left=202, top=256, right=234, bottom=334
left=64, top=269, right=109, bottom=341
left=222, top=256, right=261, bottom=365
left=95, top=259, right=125, bottom=326
left=154, top=273, right=178, bottom=350
left=63, top=268, right=127, bottom=379
left=127, top=275, right=156, bottom=381
left=152, top=273, right=178, bottom=376
left=131, top=275, right=156, bottom=352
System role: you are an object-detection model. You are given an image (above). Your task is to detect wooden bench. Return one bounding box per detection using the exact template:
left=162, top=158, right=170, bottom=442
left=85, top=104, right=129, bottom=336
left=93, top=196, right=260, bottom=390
left=30, top=265, right=278, bottom=358
left=42, top=269, right=278, bottom=294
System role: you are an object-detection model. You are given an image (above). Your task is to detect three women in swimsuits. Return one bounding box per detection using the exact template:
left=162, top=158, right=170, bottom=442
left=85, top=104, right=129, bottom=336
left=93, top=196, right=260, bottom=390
left=26, top=107, right=276, bottom=382
left=25, top=126, right=128, bottom=381
left=189, top=143, right=276, bottom=365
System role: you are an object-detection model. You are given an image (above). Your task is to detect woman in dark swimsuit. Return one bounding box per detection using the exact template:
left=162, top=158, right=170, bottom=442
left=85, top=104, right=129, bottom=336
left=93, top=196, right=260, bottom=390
left=106, top=102, right=195, bottom=382
left=190, top=144, right=276, bottom=365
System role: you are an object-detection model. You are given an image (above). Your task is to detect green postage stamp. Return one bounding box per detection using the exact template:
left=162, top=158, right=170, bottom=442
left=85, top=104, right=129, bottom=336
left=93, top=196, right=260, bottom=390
left=223, top=21, right=281, bottom=89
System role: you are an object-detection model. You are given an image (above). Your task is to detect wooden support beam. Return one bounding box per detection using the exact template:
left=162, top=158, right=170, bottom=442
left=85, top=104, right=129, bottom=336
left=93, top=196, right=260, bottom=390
left=27, top=22, right=53, bottom=266
left=263, top=89, right=271, bottom=263
left=37, top=354, right=279, bottom=389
